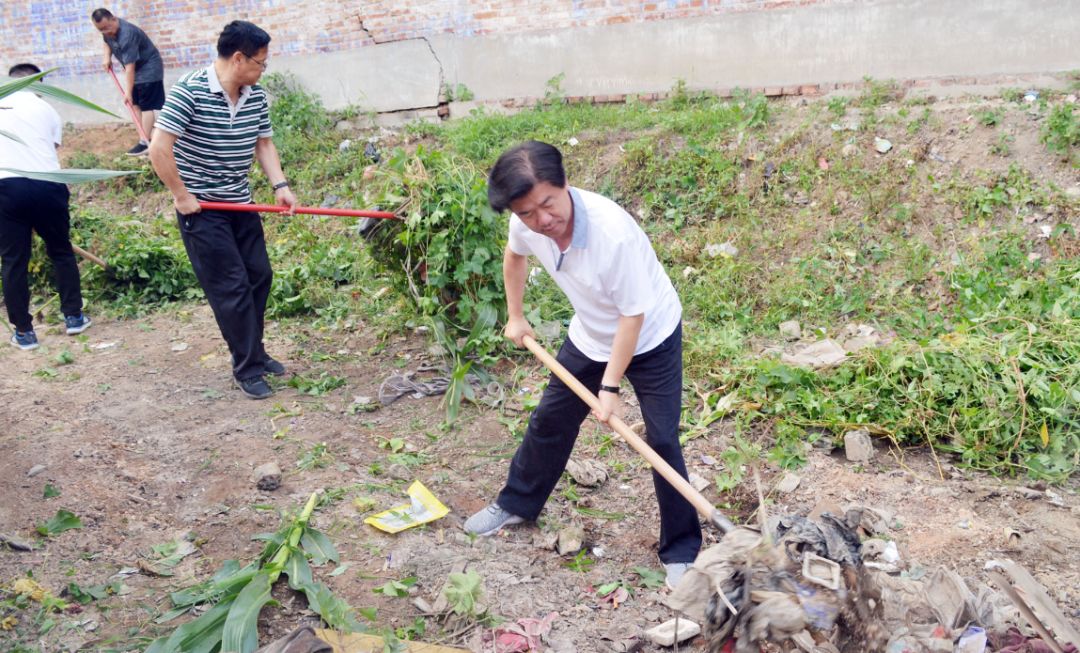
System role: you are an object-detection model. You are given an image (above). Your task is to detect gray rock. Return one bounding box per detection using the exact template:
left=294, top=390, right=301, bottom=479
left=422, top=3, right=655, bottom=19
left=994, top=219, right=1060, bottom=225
left=776, top=473, right=802, bottom=493
left=27, top=464, right=47, bottom=477
left=842, top=143, right=859, bottom=157
left=556, top=525, right=585, bottom=556
left=844, top=429, right=874, bottom=463
left=778, top=320, right=802, bottom=341
left=254, top=462, right=282, bottom=491
left=645, top=618, right=701, bottom=647
left=0, top=532, right=33, bottom=551
left=874, top=137, right=893, bottom=154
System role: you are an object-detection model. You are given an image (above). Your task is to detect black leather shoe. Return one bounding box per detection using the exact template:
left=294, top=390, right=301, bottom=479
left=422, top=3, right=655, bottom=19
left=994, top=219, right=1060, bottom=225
left=235, top=375, right=273, bottom=399
left=264, top=357, right=286, bottom=376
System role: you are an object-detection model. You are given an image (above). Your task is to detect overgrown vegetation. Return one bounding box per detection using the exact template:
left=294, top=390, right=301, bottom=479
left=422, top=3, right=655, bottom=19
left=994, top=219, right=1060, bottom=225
left=31, top=76, right=1080, bottom=480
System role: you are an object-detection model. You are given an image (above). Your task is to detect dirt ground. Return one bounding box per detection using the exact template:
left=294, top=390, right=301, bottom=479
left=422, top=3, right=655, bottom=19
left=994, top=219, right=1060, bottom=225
left=2, top=304, right=1079, bottom=652
left=3, top=93, right=1080, bottom=652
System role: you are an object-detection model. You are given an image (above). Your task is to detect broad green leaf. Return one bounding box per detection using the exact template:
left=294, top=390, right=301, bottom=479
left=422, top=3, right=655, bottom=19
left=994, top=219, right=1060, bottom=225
left=36, top=509, right=82, bottom=536
left=633, top=566, right=666, bottom=590
left=300, top=529, right=339, bottom=566
left=301, top=581, right=363, bottom=632
left=154, top=605, right=192, bottom=625
left=283, top=550, right=313, bottom=591
left=31, top=82, right=123, bottom=119
left=222, top=571, right=275, bottom=653
left=43, top=483, right=60, bottom=499
left=0, top=128, right=25, bottom=145
left=0, top=168, right=139, bottom=184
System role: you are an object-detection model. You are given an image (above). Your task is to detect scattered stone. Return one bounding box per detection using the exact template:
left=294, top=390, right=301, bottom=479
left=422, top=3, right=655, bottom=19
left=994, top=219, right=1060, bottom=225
left=27, top=464, right=46, bottom=477
left=688, top=473, right=710, bottom=493
left=830, top=121, right=860, bottom=132
left=1023, top=90, right=1039, bottom=103
left=254, top=462, right=282, bottom=491
left=775, top=473, right=801, bottom=494
left=779, top=320, right=802, bottom=341
left=700, top=454, right=717, bottom=466
left=556, top=525, right=585, bottom=556
left=844, top=429, right=874, bottom=463
left=412, top=597, right=433, bottom=613
left=841, top=143, right=859, bottom=157
left=704, top=242, right=738, bottom=258
left=781, top=339, right=847, bottom=369
left=566, top=136, right=579, bottom=147
left=534, top=530, right=559, bottom=551
left=1014, top=486, right=1043, bottom=500
left=1045, top=489, right=1066, bottom=507
left=338, top=139, right=352, bottom=152
left=645, top=618, right=701, bottom=647
left=874, top=137, right=893, bottom=154
left=386, top=463, right=411, bottom=481
left=0, top=532, right=33, bottom=551
left=170, top=342, right=189, bottom=352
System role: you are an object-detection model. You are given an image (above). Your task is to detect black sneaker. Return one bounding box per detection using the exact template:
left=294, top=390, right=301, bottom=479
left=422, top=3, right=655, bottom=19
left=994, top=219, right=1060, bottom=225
left=125, top=142, right=148, bottom=157
left=263, top=357, right=286, bottom=376
left=235, top=375, right=273, bottom=399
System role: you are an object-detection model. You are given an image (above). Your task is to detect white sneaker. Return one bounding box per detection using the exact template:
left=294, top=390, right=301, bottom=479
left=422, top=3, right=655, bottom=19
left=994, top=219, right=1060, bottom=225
left=665, top=562, right=691, bottom=590
left=463, top=503, right=524, bottom=536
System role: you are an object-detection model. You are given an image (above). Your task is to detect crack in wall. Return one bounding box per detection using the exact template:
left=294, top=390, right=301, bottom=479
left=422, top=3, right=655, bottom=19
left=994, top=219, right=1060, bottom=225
left=353, top=15, right=447, bottom=111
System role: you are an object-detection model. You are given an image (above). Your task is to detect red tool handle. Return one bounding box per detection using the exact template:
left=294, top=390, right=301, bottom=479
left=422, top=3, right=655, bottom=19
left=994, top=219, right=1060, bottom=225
left=198, top=202, right=397, bottom=220
left=108, top=68, right=150, bottom=143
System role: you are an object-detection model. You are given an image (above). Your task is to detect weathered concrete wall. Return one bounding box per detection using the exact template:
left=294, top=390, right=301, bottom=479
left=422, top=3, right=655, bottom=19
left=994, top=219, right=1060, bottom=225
left=4, top=0, right=1077, bottom=125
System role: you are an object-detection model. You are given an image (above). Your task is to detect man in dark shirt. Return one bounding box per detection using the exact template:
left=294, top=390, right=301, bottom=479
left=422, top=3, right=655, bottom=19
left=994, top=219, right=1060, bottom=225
left=91, top=8, right=164, bottom=156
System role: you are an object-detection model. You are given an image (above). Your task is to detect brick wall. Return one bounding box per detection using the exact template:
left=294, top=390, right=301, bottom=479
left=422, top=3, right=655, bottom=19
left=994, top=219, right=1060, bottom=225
left=1, top=0, right=839, bottom=79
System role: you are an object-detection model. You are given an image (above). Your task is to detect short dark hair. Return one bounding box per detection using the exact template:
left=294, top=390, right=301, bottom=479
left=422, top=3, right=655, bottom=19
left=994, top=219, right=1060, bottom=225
left=90, top=8, right=114, bottom=22
left=217, top=21, right=271, bottom=59
left=8, top=63, right=42, bottom=78
left=487, top=141, right=567, bottom=213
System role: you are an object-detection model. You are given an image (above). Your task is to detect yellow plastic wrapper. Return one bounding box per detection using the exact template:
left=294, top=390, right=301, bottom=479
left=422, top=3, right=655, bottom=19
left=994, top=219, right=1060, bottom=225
left=364, top=480, right=449, bottom=534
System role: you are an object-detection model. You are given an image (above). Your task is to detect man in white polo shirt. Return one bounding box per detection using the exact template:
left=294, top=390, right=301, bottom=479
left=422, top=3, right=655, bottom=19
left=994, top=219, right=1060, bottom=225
left=0, top=63, right=92, bottom=351
left=464, top=140, right=701, bottom=589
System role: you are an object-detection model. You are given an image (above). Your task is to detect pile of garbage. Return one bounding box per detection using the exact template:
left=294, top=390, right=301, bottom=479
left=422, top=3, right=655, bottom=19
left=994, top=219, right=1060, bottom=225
left=666, top=506, right=1079, bottom=653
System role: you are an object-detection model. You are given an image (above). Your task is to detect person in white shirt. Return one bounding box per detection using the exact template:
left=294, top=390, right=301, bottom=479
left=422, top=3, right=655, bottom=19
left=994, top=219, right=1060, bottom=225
left=0, top=63, right=92, bottom=351
left=464, top=140, right=701, bottom=589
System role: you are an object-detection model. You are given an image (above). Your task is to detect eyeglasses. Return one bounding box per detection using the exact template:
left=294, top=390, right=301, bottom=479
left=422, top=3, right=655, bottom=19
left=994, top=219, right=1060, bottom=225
left=244, top=54, right=269, bottom=70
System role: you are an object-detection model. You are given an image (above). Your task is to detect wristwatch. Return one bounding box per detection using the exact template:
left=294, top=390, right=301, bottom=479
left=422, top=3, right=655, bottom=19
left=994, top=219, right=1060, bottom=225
left=599, top=384, right=620, bottom=395
left=272, top=180, right=290, bottom=190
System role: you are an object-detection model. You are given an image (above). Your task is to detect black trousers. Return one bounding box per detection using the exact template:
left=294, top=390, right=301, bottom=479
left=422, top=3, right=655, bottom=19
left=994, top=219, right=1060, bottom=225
left=0, top=178, right=83, bottom=332
left=497, top=323, right=702, bottom=563
left=176, top=209, right=272, bottom=380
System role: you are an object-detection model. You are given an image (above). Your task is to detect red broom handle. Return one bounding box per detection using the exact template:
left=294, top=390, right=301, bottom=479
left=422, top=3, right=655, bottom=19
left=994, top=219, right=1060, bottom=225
left=198, top=202, right=397, bottom=220
left=108, top=68, right=150, bottom=143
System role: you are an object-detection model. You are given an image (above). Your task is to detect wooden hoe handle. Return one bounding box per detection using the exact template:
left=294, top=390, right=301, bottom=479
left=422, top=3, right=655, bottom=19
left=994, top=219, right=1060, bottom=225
left=522, top=335, right=734, bottom=533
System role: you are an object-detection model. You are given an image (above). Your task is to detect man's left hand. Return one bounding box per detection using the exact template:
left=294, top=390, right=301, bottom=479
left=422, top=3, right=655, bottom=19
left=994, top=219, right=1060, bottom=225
left=275, top=186, right=297, bottom=215
left=593, top=389, right=623, bottom=424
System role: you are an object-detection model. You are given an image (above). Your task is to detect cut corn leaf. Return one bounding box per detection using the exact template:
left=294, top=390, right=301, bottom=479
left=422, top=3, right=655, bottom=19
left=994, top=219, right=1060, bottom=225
left=144, top=598, right=231, bottom=653
left=284, top=550, right=313, bottom=590
left=300, top=529, right=338, bottom=566
left=29, top=81, right=123, bottom=118
left=0, top=168, right=139, bottom=184
left=221, top=571, right=276, bottom=653
left=0, top=128, right=25, bottom=145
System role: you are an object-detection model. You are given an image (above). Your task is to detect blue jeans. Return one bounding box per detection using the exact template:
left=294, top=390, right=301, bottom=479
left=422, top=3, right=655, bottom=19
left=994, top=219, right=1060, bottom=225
left=497, top=323, right=702, bottom=563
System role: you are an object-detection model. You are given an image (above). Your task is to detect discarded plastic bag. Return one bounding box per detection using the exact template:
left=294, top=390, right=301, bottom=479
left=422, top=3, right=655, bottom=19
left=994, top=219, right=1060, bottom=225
left=364, top=480, right=449, bottom=534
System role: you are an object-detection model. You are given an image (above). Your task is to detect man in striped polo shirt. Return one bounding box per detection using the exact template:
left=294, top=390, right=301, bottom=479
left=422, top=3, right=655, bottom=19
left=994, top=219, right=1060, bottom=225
left=149, top=20, right=296, bottom=400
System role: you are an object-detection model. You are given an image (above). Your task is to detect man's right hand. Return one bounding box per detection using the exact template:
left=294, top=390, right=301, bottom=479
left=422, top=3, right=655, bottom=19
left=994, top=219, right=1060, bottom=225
left=503, top=316, right=535, bottom=348
left=174, top=193, right=202, bottom=216
left=102, top=58, right=112, bottom=72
